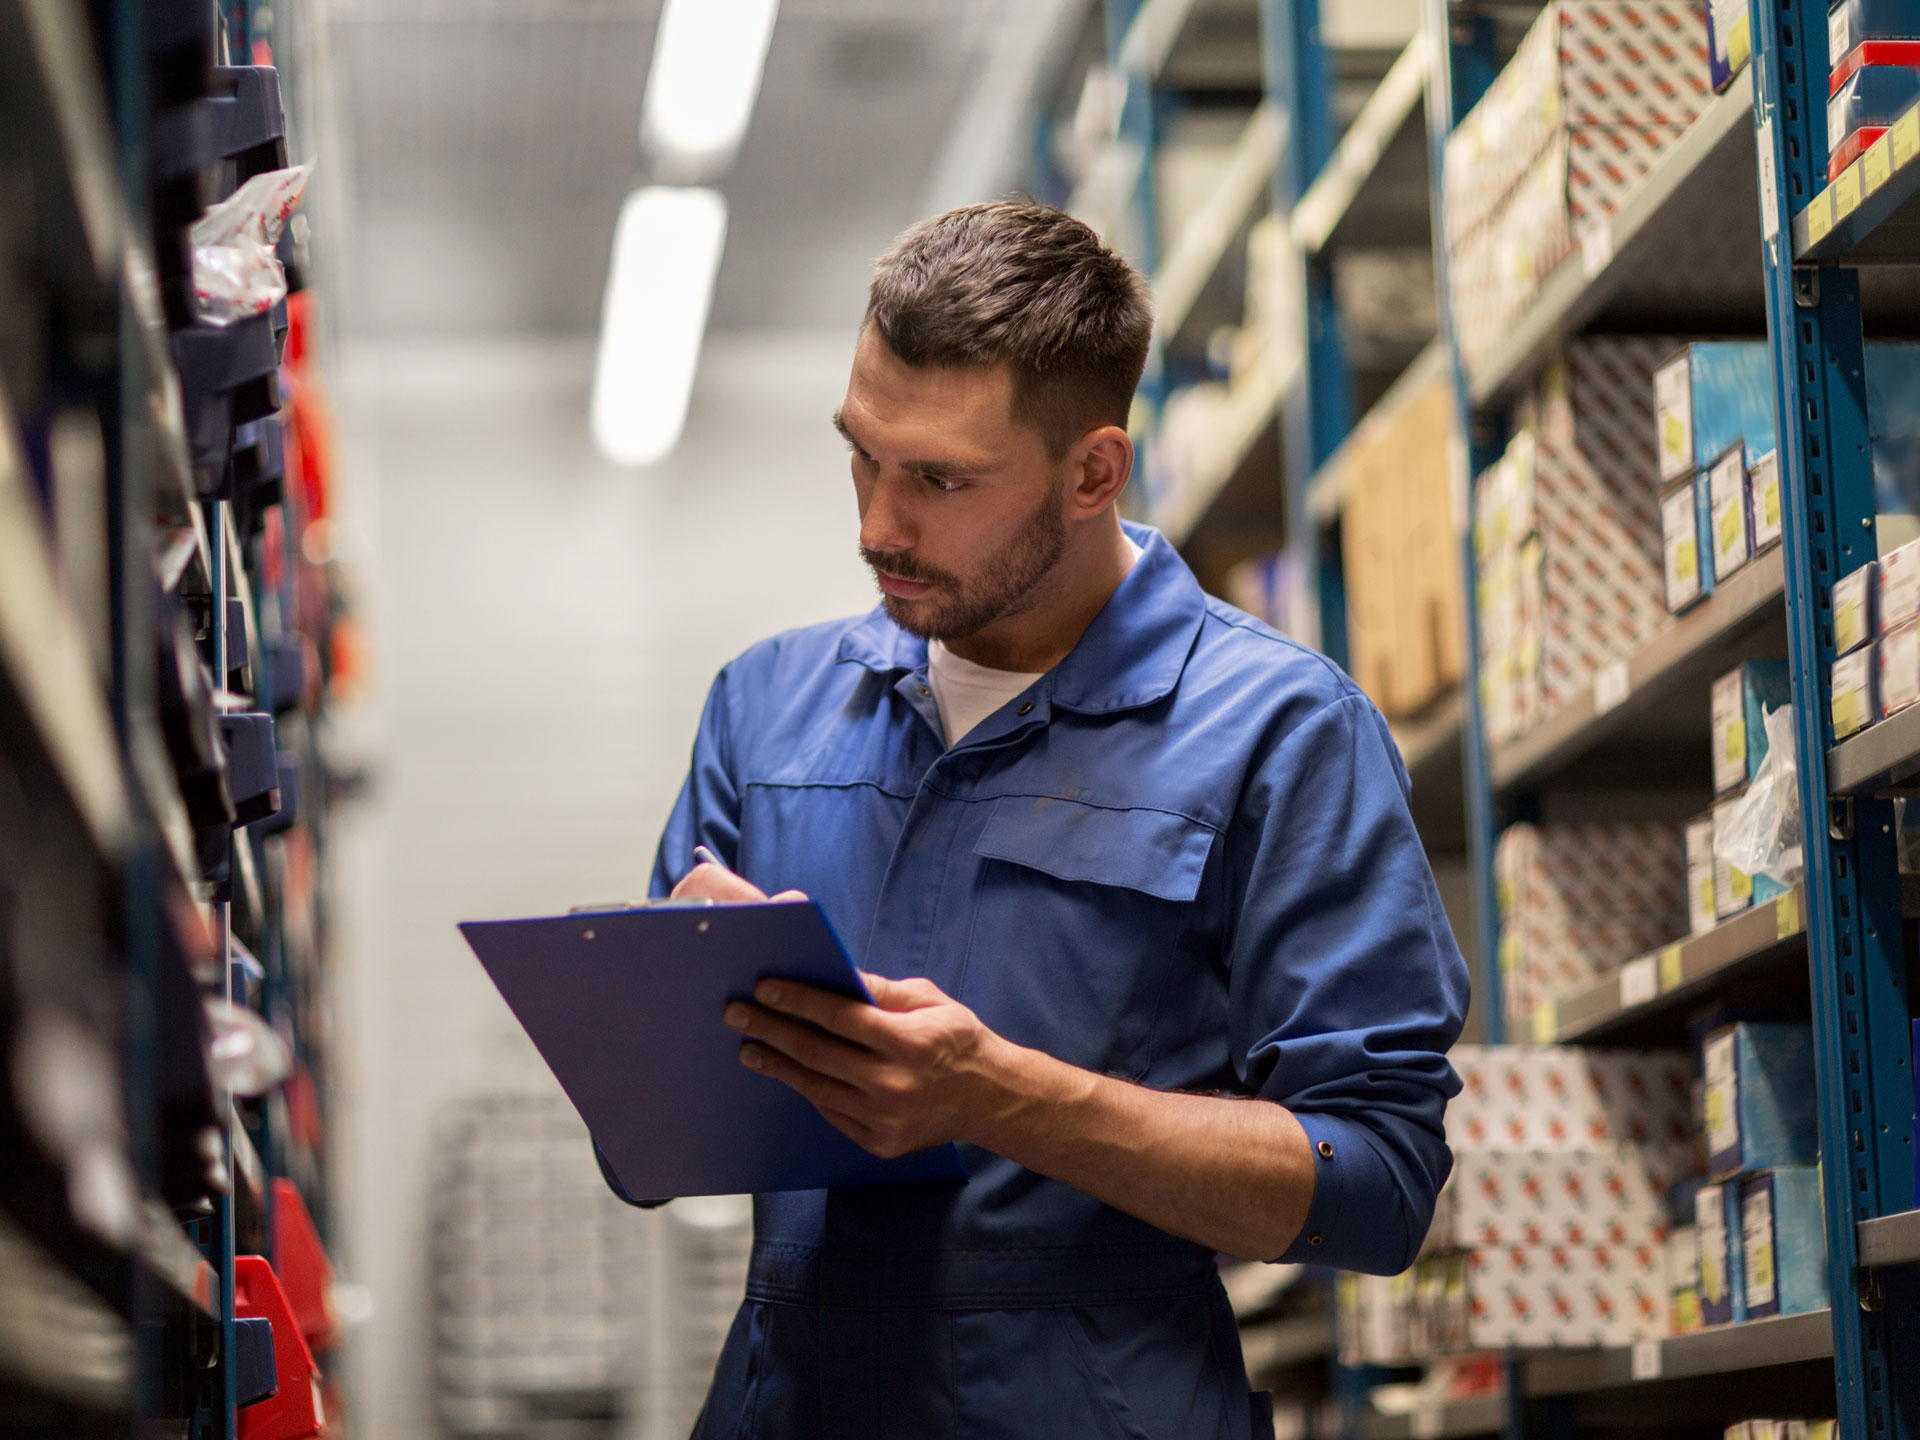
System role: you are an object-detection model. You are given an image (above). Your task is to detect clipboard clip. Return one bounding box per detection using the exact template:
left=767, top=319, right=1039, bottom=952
left=567, top=898, right=716, bottom=914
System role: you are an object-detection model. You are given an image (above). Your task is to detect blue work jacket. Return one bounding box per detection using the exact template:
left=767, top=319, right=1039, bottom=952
left=651, top=523, right=1467, bottom=1440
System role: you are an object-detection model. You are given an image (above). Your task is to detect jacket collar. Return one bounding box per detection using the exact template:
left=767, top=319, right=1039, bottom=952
left=834, top=521, right=1207, bottom=715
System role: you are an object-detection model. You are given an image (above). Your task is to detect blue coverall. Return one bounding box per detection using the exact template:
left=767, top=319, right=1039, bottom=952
left=650, top=523, right=1469, bottom=1439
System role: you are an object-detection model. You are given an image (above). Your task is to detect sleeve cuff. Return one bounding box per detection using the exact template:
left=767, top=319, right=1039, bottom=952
left=1275, top=1111, right=1412, bottom=1273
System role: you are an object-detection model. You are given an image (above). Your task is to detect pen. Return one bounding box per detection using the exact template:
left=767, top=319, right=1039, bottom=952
left=693, top=845, right=728, bottom=872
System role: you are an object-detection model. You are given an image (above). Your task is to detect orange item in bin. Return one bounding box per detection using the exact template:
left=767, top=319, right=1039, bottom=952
left=271, top=1179, right=339, bottom=1354
left=235, top=1254, right=327, bottom=1438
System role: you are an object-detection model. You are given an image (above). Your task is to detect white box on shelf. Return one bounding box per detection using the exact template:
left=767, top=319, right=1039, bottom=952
left=1834, top=562, right=1877, bottom=657
left=1833, top=645, right=1878, bottom=739
left=1749, top=449, right=1784, bottom=551
left=1877, top=535, right=1920, bottom=633
left=1879, top=619, right=1920, bottom=719
left=1686, top=812, right=1718, bottom=935
left=1708, top=445, right=1753, bottom=581
left=1663, top=479, right=1707, bottom=612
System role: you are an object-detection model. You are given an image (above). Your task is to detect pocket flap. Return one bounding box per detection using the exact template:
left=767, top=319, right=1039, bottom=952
left=973, top=797, right=1213, bottom=902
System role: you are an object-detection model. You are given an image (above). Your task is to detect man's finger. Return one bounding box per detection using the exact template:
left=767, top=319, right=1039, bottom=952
left=671, top=863, right=769, bottom=904
left=726, top=1002, right=879, bottom=1086
left=738, top=1041, right=872, bottom=1117
left=753, top=979, right=899, bottom=1048
left=859, top=971, right=947, bottom=1011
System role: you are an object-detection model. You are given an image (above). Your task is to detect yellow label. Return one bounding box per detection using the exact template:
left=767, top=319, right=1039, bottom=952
left=1837, top=598, right=1865, bottom=655
left=1864, top=136, right=1893, bottom=194
left=1894, top=107, right=1920, bottom=169
left=1719, top=502, right=1743, bottom=555
left=1730, top=12, right=1751, bottom=69
left=1725, top=718, right=1746, bottom=765
left=1532, top=1001, right=1557, bottom=1044
left=1663, top=413, right=1688, bottom=464
left=1704, top=1086, right=1725, bottom=1137
left=1835, top=688, right=1868, bottom=737
left=1750, top=1240, right=1775, bottom=1295
left=1676, top=538, right=1698, bottom=583
left=1731, top=865, right=1753, bottom=906
left=1834, top=166, right=1863, bottom=219
left=1805, top=190, right=1835, bottom=247
left=1763, top=477, right=1781, bottom=528
left=1674, top=1289, right=1703, bottom=1334
left=1776, top=889, right=1800, bottom=939
left=1660, top=942, right=1684, bottom=991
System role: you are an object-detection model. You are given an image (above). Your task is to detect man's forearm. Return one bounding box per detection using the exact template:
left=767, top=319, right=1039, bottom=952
left=963, top=1036, right=1316, bottom=1263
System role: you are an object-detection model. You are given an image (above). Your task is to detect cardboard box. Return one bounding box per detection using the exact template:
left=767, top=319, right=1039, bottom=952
left=1655, top=343, right=1778, bottom=485
left=1740, top=1167, right=1830, bottom=1318
left=1708, top=444, right=1755, bottom=580
left=1834, top=562, right=1877, bottom=655
left=1833, top=645, right=1878, bottom=737
left=1663, top=476, right=1710, bottom=612
left=1707, top=0, right=1752, bottom=88
left=1462, top=1243, right=1668, bottom=1348
left=1686, top=813, right=1719, bottom=934
left=1881, top=618, right=1920, bottom=718
left=1341, top=375, right=1466, bottom=718
left=1750, top=448, right=1784, bottom=551
left=1436, top=1147, right=1667, bottom=1249
left=1666, top=1224, right=1704, bottom=1333
left=1879, top=536, right=1920, bottom=632
left=1712, top=660, right=1794, bottom=795
left=1696, top=1181, right=1747, bottom=1325
left=1703, top=1023, right=1821, bottom=1179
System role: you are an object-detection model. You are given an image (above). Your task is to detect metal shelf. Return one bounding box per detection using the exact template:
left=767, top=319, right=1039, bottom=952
left=1154, top=102, right=1285, bottom=349
left=1795, top=105, right=1920, bottom=262
left=0, top=382, right=131, bottom=861
left=1526, top=1310, right=1832, bottom=1394
left=1858, top=1209, right=1920, bottom=1269
left=1466, top=72, right=1758, bottom=412
left=1290, top=31, right=1430, bottom=256
left=1304, top=338, right=1445, bottom=523
left=1827, top=696, right=1920, bottom=795
left=1153, top=346, right=1300, bottom=549
left=1490, top=545, right=1785, bottom=795
left=1355, top=1394, right=1506, bottom=1440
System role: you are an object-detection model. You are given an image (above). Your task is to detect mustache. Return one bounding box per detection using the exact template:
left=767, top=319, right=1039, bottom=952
left=859, top=547, right=955, bottom=587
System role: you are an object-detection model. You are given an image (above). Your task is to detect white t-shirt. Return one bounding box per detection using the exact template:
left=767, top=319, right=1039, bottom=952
left=926, top=537, right=1142, bottom=747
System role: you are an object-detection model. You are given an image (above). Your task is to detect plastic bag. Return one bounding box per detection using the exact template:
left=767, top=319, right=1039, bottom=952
left=1713, top=702, right=1804, bottom=887
left=190, top=161, right=314, bottom=326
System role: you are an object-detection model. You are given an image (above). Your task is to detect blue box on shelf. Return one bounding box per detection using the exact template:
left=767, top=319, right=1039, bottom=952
left=1830, top=0, right=1920, bottom=76
left=1740, top=1167, right=1831, bottom=1318
left=1829, top=65, right=1920, bottom=177
left=1703, top=1022, right=1821, bottom=1179
left=1696, top=1181, right=1747, bottom=1326
left=1712, top=659, right=1793, bottom=796
left=1709, top=0, right=1752, bottom=89
left=1656, top=344, right=1777, bottom=487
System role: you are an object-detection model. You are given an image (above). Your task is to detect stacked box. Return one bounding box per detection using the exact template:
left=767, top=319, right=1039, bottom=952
left=1711, top=788, right=1790, bottom=919
left=1445, top=3, right=1710, bottom=372
left=1740, top=1167, right=1831, bottom=1318
left=1828, top=64, right=1920, bottom=179
left=1834, top=563, right=1877, bottom=655
left=1686, top=813, right=1719, bottom=933
left=1880, top=537, right=1920, bottom=632
left=1656, top=344, right=1778, bottom=484
left=1881, top=619, right=1920, bottom=718
left=1666, top=1225, right=1705, bottom=1333
left=1449, top=1046, right=1697, bottom=1189
left=1433, top=1146, right=1666, bottom=1249
left=1712, top=661, right=1794, bottom=795
left=1750, top=449, right=1785, bottom=552
left=1703, top=1023, right=1821, bottom=1179
left=1833, top=646, right=1880, bottom=738
left=1696, top=1181, right=1748, bottom=1325
left=1663, top=474, right=1712, bottom=611
left=1830, top=0, right=1920, bottom=85
left=1460, top=1243, right=1667, bottom=1348
left=1495, top=822, right=1689, bottom=1031
left=1707, top=0, right=1753, bottom=88
left=1475, top=340, right=1675, bottom=744
left=1708, top=445, right=1758, bottom=580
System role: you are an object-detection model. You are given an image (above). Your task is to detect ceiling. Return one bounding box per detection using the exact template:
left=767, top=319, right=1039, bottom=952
left=326, top=0, right=1047, bottom=338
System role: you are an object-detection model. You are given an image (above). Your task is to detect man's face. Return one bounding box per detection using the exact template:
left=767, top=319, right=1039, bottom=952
left=836, top=328, right=1069, bottom=644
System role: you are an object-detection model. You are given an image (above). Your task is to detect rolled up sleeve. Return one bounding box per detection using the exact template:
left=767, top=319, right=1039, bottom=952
left=1225, top=692, right=1468, bottom=1273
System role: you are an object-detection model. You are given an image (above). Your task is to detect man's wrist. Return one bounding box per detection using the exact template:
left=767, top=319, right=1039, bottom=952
left=960, top=1030, right=1099, bottom=1157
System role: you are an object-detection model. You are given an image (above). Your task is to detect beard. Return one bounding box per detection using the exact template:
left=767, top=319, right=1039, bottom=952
left=862, top=480, right=1068, bottom=643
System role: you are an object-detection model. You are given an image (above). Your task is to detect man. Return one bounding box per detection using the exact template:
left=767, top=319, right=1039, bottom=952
left=648, top=202, right=1466, bottom=1439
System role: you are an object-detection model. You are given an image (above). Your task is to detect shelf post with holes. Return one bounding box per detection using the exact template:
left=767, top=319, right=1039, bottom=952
left=1750, top=0, right=1920, bottom=1431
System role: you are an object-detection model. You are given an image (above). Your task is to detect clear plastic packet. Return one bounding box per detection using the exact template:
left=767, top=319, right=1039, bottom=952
left=1713, top=703, right=1804, bottom=888
left=190, top=161, right=315, bottom=326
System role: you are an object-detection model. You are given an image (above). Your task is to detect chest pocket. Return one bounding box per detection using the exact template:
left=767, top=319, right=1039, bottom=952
left=963, top=796, right=1215, bottom=1080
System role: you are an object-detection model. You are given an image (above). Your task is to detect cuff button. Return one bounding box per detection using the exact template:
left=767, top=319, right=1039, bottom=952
left=1308, top=1232, right=1324, bottom=1246
left=1316, top=1140, right=1335, bottom=1160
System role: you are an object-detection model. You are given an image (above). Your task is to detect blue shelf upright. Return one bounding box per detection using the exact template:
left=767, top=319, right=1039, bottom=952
left=1750, top=0, right=1920, bottom=1433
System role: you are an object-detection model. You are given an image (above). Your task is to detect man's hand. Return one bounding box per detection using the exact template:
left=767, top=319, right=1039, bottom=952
left=669, top=859, right=806, bottom=906
left=724, top=973, right=1021, bottom=1159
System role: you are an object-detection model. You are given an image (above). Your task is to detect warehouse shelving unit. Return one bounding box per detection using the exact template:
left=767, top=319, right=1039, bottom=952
left=1067, top=0, right=1920, bottom=1433
left=1, top=0, right=348, bottom=1433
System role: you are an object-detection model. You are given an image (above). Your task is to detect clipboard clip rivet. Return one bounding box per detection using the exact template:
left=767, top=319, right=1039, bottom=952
left=698, top=920, right=711, bottom=933
left=583, top=929, right=595, bottom=940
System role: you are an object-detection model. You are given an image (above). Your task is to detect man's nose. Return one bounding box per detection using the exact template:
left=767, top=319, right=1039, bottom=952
left=859, top=473, right=915, bottom=555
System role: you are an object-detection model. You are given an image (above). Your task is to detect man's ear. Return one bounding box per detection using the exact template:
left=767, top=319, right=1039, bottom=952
left=1069, top=425, right=1134, bottom=517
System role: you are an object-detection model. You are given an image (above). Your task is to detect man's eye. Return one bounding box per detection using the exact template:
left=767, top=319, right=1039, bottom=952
left=923, top=475, right=962, bottom=493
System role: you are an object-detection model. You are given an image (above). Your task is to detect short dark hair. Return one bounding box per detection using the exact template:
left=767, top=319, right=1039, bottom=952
left=864, top=202, right=1153, bottom=458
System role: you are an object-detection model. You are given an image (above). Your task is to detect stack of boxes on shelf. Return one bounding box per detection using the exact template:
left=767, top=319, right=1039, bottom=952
left=1726, top=1424, right=1840, bottom=1440
left=1826, top=0, right=1920, bottom=180
left=1654, top=344, right=1784, bottom=613
left=1696, top=1023, right=1829, bottom=1323
left=1339, top=1045, right=1691, bottom=1359
left=1701, top=660, right=1796, bottom=922
left=1473, top=339, right=1674, bottom=746
left=1443, top=2, right=1711, bottom=373
left=1495, top=822, right=1689, bottom=1036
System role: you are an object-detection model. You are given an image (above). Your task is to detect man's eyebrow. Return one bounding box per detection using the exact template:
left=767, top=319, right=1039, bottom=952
left=832, top=408, right=996, bottom=479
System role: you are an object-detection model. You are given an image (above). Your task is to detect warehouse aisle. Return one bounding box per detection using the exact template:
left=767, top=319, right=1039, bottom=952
left=327, top=329, right=874, bottom=1438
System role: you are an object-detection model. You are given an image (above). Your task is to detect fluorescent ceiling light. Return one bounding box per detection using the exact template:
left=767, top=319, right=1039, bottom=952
left=590, top=187, right=728, bottom=468
left=641, top=0, right=780, bottom=171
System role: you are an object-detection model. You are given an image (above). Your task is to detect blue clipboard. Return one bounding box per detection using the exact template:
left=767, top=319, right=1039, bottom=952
left=457, top=900, right=969, bottom=1197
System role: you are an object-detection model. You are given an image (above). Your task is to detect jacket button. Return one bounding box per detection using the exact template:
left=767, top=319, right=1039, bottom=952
left=1308, top=1232, right=1324, bottom=1246
left=1018, top=702, right=1033, bottom=715
left=918, top=685, right=930, bottom=697
left=1317, top=1141, right=1335, bottom=1160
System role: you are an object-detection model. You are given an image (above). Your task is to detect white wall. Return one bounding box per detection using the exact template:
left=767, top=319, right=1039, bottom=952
left=326, top=329, right=877, bottom=1439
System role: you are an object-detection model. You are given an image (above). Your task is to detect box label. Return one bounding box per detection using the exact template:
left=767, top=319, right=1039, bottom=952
left=1743, top=1183, right=1777, bottom=1310
left=1655, top=358, right=1694, bottom=481
left=1621, top=956, right=1659, bottom=1008
left=1704, top=1032, right=1738, bottom=1161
